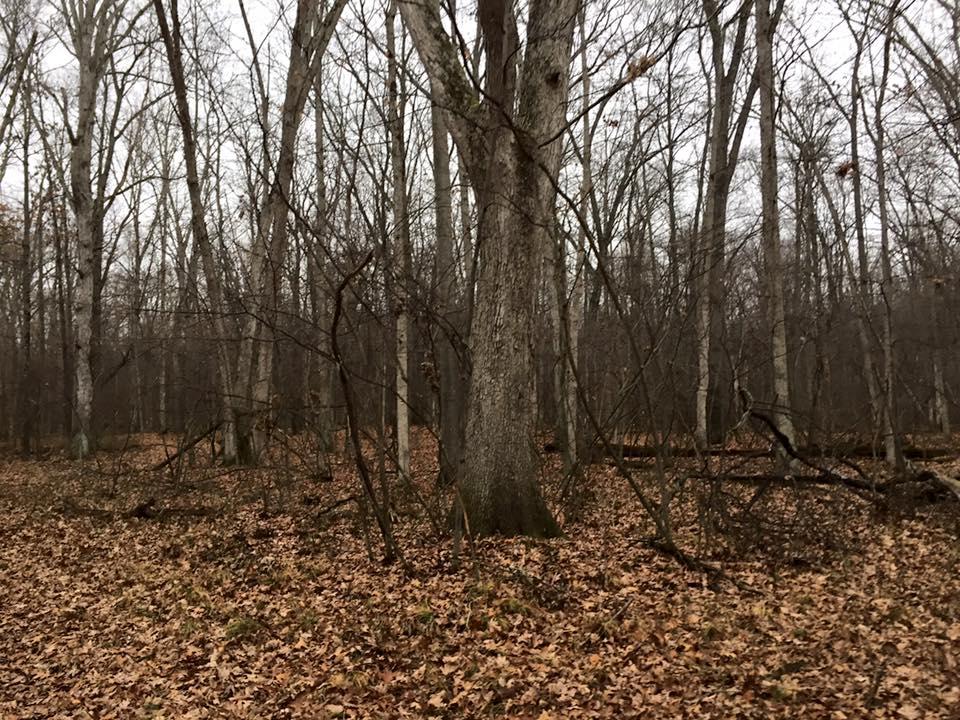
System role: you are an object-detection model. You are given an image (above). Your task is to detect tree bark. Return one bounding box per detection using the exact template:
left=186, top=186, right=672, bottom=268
left=68, top=6, right=101, bottom=458
left=306, top=42, right=334, bottom=478
left=430, top=90, right=465, bottom=485
left=756, top=0, right=795, bottom=450
left=932, top=279, right=950, bottom=434
left=695, top=0, right=761, bottom=447
left=838, top=12, right=883, bottom=437
left=400, top=0, right=577, bottom=536
left=17, top=78, right=33, bottom=455
left=386, top=0, right=411, bottom=482
left=870, top=0, right=904, bottom=470
left=553, top=3, right=588, bottom=477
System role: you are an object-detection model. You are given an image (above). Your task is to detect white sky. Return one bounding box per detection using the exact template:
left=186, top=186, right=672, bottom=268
left=0, top=0, right=949, bottom=269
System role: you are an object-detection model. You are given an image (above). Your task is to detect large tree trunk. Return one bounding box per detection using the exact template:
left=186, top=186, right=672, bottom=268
left=399, top=0, right=577, bottom=536
left=69, top=39, right=99, bottom=458
left=61, top=0, right=136, bottom=457
left=462, top=141, right=560, bottom=536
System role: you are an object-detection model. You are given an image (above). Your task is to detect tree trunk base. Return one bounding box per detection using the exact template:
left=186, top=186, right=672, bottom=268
left=72, top=431, right=91, bottom=459
left=459, top=475, right=561, bottom=539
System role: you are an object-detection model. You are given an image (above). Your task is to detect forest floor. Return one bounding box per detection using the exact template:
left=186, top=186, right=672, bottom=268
left=0, top=429, right=958, bottom=719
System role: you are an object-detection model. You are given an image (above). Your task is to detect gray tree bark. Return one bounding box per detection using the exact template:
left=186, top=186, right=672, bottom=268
left=868, top=0, right=904, bottom=469
left=695, top=0, right=762, bottom=447
left=756, top=0, right=795, bottom=449
left=386, top=0, right=411, bottom=482
left=430, top=89, right=465, bottom=485
left=17, top=75, right=33, bottom=455
left=60, top=0, right=131, bottom=457
left=400, top=0, right=579, bottom=535
left=306, top=42, right=334, bottom=478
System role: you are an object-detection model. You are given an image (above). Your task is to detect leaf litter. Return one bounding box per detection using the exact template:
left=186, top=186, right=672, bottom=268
left=0, top=430, right=957, bottom=719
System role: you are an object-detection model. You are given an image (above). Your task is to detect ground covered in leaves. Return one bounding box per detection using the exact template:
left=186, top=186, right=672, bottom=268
left=0, top=431, right=958, bottom=718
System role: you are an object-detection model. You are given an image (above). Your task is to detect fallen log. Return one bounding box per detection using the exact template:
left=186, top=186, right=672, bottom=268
left=899, top=463, right=960, bottom=501
left=548, top=441, right=957, bottom=462
left=739, top=401, right=960, bottom=505
left=693, top=468, right=960, bottom=506
left=807, top=444, right=957, bottom=461
left=691, top=472, right=878, bottom=493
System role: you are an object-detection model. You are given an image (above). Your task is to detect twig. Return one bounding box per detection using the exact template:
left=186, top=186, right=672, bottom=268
left=151, top=423, right=221, bottom=472
left=331, top=250, right=409, bottom=572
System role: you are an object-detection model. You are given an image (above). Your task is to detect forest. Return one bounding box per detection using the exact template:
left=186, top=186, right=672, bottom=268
left=0, top=0, right=958, bottom=716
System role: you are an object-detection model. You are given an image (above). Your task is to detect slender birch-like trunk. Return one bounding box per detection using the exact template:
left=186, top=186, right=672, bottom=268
left=430, top=87, right=464, bottom=484
left=386, top=0, right=411, bottom=481
left=870, top=0, right=904, bottom=469
left=695, top=0, right=762, bottom=446
left=153, top=0, right=239, bottom=461
left=756, top=0, right=795, bottom=449
left=230, top=0, right=347, bottom=462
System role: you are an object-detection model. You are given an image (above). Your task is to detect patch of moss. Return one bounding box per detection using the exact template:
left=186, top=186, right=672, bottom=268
left=225, top=615, right=262, bottom=642
left=499, top=596, right=533, bottom=616
left=413, top=603, right=435, bottom=625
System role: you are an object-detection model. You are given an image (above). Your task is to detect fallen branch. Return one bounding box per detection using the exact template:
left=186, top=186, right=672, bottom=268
left=691, top=472, right=876, bottom=493
left=900, top=463, right=960, bottom=501
left=557, top=441, right=957, bottom=462
left=743, top=394, right=878, bottom=488
left=744, top=393, right=959, bottom=505
left=331, top=250, right=407, bottom=570
left=316, top=495, right=357, bottom=518
left=152, top=423, right=222, bottom=472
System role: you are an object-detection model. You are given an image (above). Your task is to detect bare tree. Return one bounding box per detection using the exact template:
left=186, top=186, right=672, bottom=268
left=306, top=16, right=335, bottom=478
left=428, top=23, right=464, bottom=487
left=756, top=0, right=795, bottom=450
left=231, top=0, right=347, bottom=462
left=0, top=1, right=37, bottom=184
left=863, top=0, right=905, bottom=469
left=386, top=0, right=412, bottom=482
left=57, top=0, right=145, bottom=457
left=695, top=0, right=765, bottom=447
left=399, top=0, right=585, bottom=535
left=151, top=0, right=243, bottom=460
